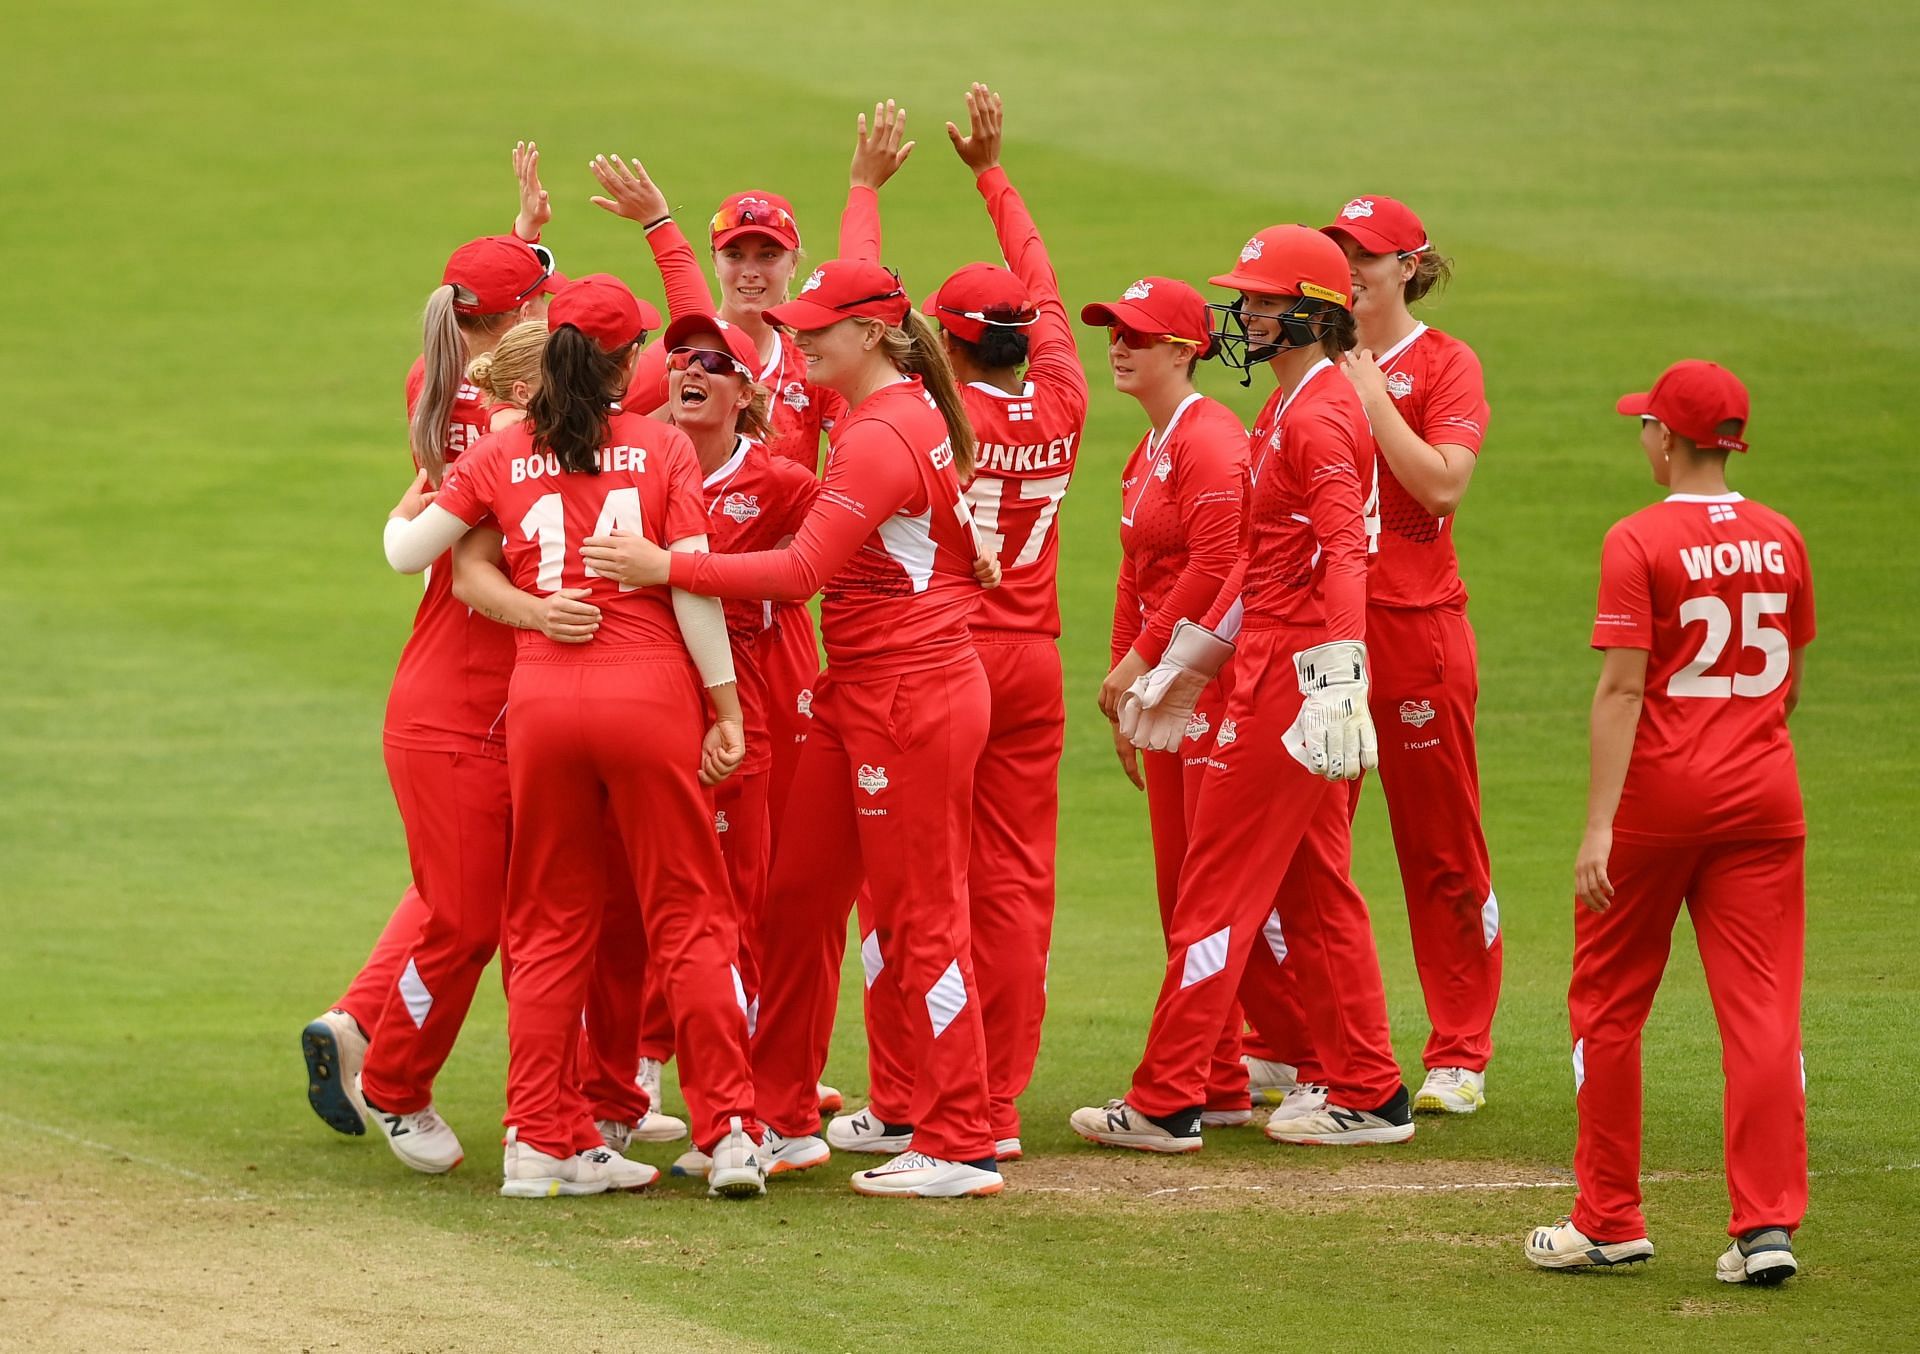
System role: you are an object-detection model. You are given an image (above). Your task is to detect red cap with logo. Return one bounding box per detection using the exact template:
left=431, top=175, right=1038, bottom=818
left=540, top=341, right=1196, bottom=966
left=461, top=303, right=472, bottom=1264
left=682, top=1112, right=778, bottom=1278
left=710, top=191, right=802, bottom=251
left=1320, top=196, right=1429, bottom=257
left=442, top=235, right=565, bottom=316
left=924, top=263, right=1036, bottom=343
left=1208, top=226, right=1351, bottom=307
left=764, top=259, right=911, bottom=332
left=663, top=314, right=763, bottom=379
left=547, top=274, right=661, bottom=352
left=1617, top=359, right=1750, bottom=452
left=1080, top=277, right=1213, bottom=355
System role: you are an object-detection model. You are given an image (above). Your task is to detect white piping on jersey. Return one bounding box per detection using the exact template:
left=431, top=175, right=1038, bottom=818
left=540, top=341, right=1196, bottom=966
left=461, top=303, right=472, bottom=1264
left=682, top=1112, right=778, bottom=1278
left=1251, top=358, right=1334, bottom=484
left=967, top=379, right=1037, bottom=400
left=876, top=507, right=938, bottom=594
left=1121, top=391, right=1205, bottom=526
left=702, top=436, right=752, bottom=491
left=1665, top=492, right=1746, bottom=503
left=757, top=331, right=784, bottom=384
left=1373, top=322, right=1428, bottom=371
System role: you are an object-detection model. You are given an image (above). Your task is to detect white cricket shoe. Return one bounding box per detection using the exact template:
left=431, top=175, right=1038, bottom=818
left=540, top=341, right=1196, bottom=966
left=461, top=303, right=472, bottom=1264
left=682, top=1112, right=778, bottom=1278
left=500, top=1128, right=611, bottom=1199
left=850, top=1151, right=1003, bottom=1198
left=761, top=1128, right=831, bottom=1175
left=597, top=1119, right=634, bottom=1154
left=1264, top=1088, right=1415, bottom=1145
left=301, top=1009, right=370, bottom=1136
left=1525, top=1217, right=1654, bottom=1270
left=632, top=1058, right=689, bottom=1141
left=1716, top=1228, right=1797, bottom=1285
left=816, top=1081, right=844, bottom=1114
left=995, top=1137, right=1023, bottom=1162
left=1200, top=1108, right=1253, bottom=1128
left=1415, top=1066, right=1487, bottom=1115
left=1069, top=1099, right=1202, bottom=1154
left=1273, top=1082, right=1329, bottom=1118
left=706, top=1116, right=768, bottom=1199
left=364, top=1089, right=463, bottom=1174
left=669, top=1147, right=711, bottom=1179
left=597, top=1146, right=659, bottom=1192
left=1244, top=1056, right=1301, bottom=1106
left=826, top=1106, right=913, bottom=1154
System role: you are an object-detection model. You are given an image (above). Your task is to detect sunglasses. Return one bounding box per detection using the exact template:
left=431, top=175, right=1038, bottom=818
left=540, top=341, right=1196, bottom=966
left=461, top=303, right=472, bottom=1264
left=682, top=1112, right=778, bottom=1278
left=668, top=346, right=752, bottom=378
left=1108, top=324, right=1202, bottom=351
left=938, top=303, right=1038, bottom=328
left=710, top=200, right=798, bottom=240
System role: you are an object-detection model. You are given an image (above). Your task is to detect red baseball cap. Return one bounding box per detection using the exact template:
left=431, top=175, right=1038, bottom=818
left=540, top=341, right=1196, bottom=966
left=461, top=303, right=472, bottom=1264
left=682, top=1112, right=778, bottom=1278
left=710, top=191, right=801, bottom=251
left=764, top=259, right=910, bottom=332
left=662, top=314, right=763, bottom=379
left=1208, top=226, right=1351, bottom=308
left=1080, top=277, right=1213, bottom=355
left=924, top=263, right=1035, bottom=343
left=442, top=235, right=565, bottom=315
left=1321, top=196, right=1429, bottom=257
left=1617, top=360, right=1750, bottom=452
left=547, top=274, right=660, bottom=352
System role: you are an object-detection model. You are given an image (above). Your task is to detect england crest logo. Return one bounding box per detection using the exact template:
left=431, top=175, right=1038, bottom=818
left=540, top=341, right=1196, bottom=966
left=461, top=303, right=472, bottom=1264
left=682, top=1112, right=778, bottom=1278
left=1185, top=710, right=1210, bottom=742
left=856, top=764, right=889, bottom=796
left=714, top=810, right=730, bottom=833
left=1123, top=279, right=1153, bottom=301
left=1217, top=717, right=1238, bottom=746
left=782, top=379, right=810, bottom=412
left=1340, top=199, right=1375, bottom=220
left=1386, top=371, right=1414, bottom=399
left=722, top=492, right=762, bottom=524
left=1399, top=700, right=1436, bottom=729
left=796, top=688, right=814, bottom=718
left=1239, top=236, right=1264, bottom=264
left=801, top=268, right=825, bottom=293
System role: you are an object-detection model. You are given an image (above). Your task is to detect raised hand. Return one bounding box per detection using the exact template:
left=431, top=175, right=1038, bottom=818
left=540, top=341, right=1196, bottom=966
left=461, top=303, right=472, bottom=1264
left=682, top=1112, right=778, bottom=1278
left=851, top=99, right=915, bottom=191
left=945, top=82, right=1003, bottom=175
left=513, top=141, right=551, bottom=241
left=589, top=155, right=671, bottom=225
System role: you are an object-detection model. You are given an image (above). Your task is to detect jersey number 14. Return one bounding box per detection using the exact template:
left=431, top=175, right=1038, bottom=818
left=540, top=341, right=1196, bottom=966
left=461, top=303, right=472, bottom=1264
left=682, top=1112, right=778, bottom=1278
left=519, top=489, right=644, bottom=593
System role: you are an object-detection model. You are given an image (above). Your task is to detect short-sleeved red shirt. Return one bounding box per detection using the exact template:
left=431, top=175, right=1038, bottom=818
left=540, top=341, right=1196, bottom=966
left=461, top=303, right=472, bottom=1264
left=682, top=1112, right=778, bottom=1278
left=1592, top=492, right=1816, bottom=844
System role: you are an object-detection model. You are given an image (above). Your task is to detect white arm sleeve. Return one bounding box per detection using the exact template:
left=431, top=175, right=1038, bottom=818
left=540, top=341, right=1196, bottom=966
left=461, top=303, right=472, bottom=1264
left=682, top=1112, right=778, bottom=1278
left=384, top=505, right=471, bottom=574
left=669, top=534, right=737, bottom=690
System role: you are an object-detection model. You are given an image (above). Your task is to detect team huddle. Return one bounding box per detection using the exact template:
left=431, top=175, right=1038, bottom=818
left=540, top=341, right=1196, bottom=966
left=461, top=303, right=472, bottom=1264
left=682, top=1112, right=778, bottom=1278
left=299, top=86, right=1815, bottom=1284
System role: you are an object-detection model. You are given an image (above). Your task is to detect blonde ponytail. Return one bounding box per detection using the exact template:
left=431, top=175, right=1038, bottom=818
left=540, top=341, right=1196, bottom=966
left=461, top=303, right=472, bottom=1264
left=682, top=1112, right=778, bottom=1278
left=468, top=319, right=547, bottom=407
left=882, top=310, right=976, bottom=480
left=410, top=285, right=466, bottom=484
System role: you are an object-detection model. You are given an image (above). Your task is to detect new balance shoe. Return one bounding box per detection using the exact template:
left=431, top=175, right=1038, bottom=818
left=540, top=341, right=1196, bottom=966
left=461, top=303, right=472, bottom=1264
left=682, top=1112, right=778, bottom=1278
left=1524, top=1217, right=1654, bottom=1270
left=995, top=1137, right=1023, bottom=1162
left=301, top=1009, right=370, bottom=1136
left=761, top=1128, right=830, bottom=1175
left=500, top=1128, right=612, bottom=1199
left=816, top=1082, right=844, bottom=1115
left=706, top=1116, right=768, bottom=1199
left=364, top=1089, right=463, bottom=1174
left=1272, top=1082, right=1329, bottom=1118
left=1415, top=1066, right=1487, bottom=1115
left=849, top=1151, right=1003, bottom=1198
left=1244, top=1056, right=1301, bottom=1107
left=1200, top=1108, right=1253, bottom=1128
left=669, top=1147, right=710, bottom=1179
left=595, top=1145, right=659, bottom=1192
left=1716, top=1228, right=1797, bottom=1285
left=1264, top=1086, right=1415, bottom=1145
left=1069, top=1099, right=1203, bottom=1154
left=826, top=1106, right=913, bottom=1154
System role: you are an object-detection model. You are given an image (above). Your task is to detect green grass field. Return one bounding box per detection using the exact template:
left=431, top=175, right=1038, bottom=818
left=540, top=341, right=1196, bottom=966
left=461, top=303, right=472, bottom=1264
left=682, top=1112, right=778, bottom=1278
left=4, top=1, right=1918, bottom=1348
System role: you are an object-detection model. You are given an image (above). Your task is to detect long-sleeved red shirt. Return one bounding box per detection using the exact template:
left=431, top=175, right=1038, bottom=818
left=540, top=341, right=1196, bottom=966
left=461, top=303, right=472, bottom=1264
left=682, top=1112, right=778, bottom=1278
left=667, top=377, right=981, bottom=677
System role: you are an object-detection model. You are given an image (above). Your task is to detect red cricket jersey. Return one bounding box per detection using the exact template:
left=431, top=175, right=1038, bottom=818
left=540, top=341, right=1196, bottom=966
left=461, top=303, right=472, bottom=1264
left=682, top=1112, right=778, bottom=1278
left=1591, top=492, right=1815, bottom=844
left=668, top=377, right=982, bottom=677
left=384, top=361, right=516, bottom=759
left=1232, top=358, right=1374, bottom=637
left=434, top=414, right=711, bottom=655
left=955, top=167, right=1090, bottom=639
left=1367, top=323, right=1491, bottom=611
left=700, top=436, right=818, bottom=773
left=1112, top=394, right=1250, bottom=664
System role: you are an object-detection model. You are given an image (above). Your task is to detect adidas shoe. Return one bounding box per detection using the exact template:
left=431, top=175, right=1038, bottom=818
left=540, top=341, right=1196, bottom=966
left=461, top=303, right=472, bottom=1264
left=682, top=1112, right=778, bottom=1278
left=500, top=1128, right=612, bottom=1199
left=1069, top=1099, right=1202, bottom=1154
left=706, top=1116, right=768, bottom=1199
left=995, top=1137, right=1023, bottom=1162
left=761, top=1128, right=830, bottom=1175
left=1716, top=1228, right=1797, bottom=1285
left=1415, top=1066, right=1487, bottom=1115
left=817, top=1082, right=844, bottom=1115
left=1244, top=1056, right=1301, bottom=1107
left=1525, top=1217, right=1654, bottom=1270
left=1200, top=1108, right=1252, bottom=1128
left=1273, top=1082, right=1329, bottom=1118
left=301, top=1010, right=370, bottom=1136
left=826, top=1107, right=913, bottom=1154
left=669, top=1147, right=710, bottom=1179
left=849, top=1151, right=1003, bottom=1198
left=1264, top=1086, right=1415, bottom=1145
left=364, top=1089, right=463, bottom=1174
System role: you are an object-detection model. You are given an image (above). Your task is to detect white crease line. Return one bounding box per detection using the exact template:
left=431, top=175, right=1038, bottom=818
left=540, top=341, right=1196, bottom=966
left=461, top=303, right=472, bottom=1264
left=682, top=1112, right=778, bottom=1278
left=0, top=1111, right=260, bottom=1201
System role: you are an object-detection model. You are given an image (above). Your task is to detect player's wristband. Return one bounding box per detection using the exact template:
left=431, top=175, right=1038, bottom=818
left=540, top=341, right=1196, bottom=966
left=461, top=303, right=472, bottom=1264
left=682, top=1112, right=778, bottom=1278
left=643, top=214, right=673, bottom=234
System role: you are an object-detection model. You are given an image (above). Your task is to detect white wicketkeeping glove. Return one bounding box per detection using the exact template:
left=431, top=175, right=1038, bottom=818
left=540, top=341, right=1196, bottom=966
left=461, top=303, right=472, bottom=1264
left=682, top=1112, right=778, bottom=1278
left=1118, top=619, right=1235, bottom=754
left=1283, top=640, right=1378, bottom=781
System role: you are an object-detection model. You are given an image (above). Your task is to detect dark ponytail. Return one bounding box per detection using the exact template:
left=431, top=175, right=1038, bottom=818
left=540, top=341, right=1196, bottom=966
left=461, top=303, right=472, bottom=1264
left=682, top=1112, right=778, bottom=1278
left=528, top=325, right=633, bottom=475
left=946, top=325, right=1030, bottom=372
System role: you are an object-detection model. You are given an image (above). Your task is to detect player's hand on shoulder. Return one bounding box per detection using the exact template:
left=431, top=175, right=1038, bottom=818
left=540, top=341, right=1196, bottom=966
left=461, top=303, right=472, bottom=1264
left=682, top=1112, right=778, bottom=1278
left=1340, top=349, right=1390, bottom=407
left=533, top=587, right=601, bottom=644
left=851, top=99, right=915, bottom=191
left=391, top=468, right=438, bottom=519
left=945, top=82, right=1002, bottom=175
left=581, top=528, right=669, bottom=586
left=589, top=154, right=670, bottom=225
left=699, top=719, right=746, bottom=786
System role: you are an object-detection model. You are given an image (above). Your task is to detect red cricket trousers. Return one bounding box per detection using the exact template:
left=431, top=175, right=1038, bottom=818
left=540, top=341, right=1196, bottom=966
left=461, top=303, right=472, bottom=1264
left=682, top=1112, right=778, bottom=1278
left=1129, top=623, right=1401, bottom=1117
left=334, top=884, right=429, bottom=1038
left=752, top=657, right=995, bottom=1162
left=1569, top=835, right=1807, bottom=1241
left=502, top=651, right=752, bottom=1158
left=859, top=635, right=1064, bottom=1141
left=1357, top=603, right=1500, bottom=1071
left=761, top=603, right=821, bottom=835
left=357, top=746, right=511, bottom=1114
